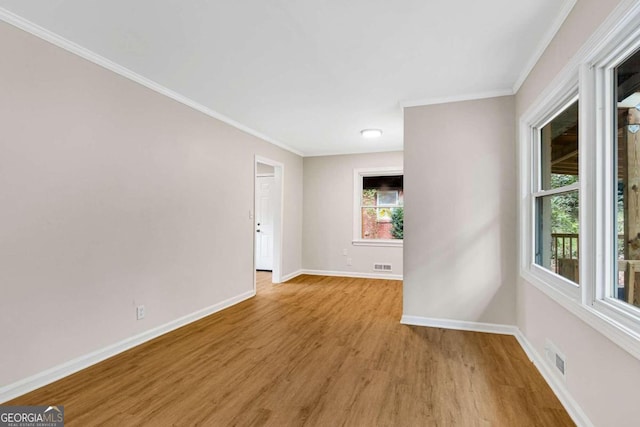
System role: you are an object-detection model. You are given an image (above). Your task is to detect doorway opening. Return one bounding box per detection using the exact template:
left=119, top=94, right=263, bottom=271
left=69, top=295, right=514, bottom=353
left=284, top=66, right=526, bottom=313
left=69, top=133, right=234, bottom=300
left=254, top=156, right=283, bottom=292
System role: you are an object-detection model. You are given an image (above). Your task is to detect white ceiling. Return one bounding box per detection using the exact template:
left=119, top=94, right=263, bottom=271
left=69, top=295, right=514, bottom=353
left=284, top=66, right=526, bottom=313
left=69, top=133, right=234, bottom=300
left=0, top=0, right=575, bottom=156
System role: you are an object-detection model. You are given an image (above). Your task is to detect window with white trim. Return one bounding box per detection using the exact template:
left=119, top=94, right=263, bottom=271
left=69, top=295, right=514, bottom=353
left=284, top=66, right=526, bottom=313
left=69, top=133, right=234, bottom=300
left=608, top=46, right=640, bottom=311
left=520, top=4, right=640, bottom=359
left=353, top=168, right=403, bottom=247
left=533, top=98, right=580, bottom=286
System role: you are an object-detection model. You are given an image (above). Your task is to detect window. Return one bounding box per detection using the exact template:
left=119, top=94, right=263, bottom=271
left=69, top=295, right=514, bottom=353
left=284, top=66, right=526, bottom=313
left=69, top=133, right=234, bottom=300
left=375, top=190, right=400, bottom=221
left=590, top=28, right=640, bottom=334
left=612, top=47, right=640, bottom=310
left=519, top=4, right=640, bottom=360
left=533, top=99, right=580, bottom=285
left=353, top=168, right=403, bottom=246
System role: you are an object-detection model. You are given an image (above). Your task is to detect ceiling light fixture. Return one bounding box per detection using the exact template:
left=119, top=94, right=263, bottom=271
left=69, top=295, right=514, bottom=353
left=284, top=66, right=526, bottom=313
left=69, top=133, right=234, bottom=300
left=360, top=129, right=383, bottom=138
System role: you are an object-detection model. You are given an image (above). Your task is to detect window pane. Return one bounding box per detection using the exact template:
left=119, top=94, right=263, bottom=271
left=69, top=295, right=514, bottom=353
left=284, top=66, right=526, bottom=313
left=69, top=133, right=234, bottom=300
left=539, top=100, right=579, bottom=190
left=360, top=174, right=403, bottom=240
left=361, top=207, right=403, bottom=240
left=535, top=191, right=580, bottom=284
left=377, top=191, right=398, bottom=206
left=614, top=48, right=640, bottom=308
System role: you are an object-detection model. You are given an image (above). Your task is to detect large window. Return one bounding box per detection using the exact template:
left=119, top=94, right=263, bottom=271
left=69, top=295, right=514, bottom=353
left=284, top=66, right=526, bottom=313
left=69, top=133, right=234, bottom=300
left=520, top=6, right=640, bottom=360
left=613, top=48, right=640, bottom=310
left=534, top=99, right=580, bottom=285
left=353, top=168, right=403, bottom=246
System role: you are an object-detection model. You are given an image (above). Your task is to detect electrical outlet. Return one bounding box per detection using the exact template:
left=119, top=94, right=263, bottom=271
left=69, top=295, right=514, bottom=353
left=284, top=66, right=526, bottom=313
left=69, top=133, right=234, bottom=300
left=342, top=248, right=348, bottom=256
left=347, top=258, right=353, bottom=266
left=136, top=305, right=145, bottom=320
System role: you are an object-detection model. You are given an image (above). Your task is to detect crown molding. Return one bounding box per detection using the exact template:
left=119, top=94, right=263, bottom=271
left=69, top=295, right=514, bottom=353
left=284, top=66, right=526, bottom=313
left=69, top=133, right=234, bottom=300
left=303, top=147, right=404, bottom=158
left=0, top=8, right=305, bottom=157
left=512, top=0, right=577, bottom=93
left=399, top=88, right=514, bottom=108
left=399, top=0, right=577, bottom=108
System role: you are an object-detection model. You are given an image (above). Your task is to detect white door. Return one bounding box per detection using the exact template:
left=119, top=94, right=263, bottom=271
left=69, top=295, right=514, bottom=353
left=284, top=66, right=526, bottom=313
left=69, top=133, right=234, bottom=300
left=255, top=176, right=275, bottom=270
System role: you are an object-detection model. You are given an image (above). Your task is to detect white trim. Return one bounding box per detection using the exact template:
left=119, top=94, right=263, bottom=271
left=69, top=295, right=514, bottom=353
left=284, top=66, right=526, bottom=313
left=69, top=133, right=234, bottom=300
left=254, top=156, right=284, bottom=284
left=400, top=88, right=513, bottom=109
left=400, top=0, right=577, bottom=106
left=532, top=181, right=580, bottom=198
left=513, top=331, right=594, bottom=427
left=301, top=269, right=402, bottom=281
left=588, top=1, right=640, bottom=334
left=519, top=0, right=640, bottom=122
left=354, top=167, right=404, bottom=175
left=352, top=239, right=403, bottom=248
left=0, top=290, right=255, bottom=404
left=280, top=270, right=303, bottom=282
left=518, top=0, right=640, bottom=361
left=519, top=82, right=581, bottom=299
left=574, top=0, right=640, bottom=68
left=304, top=148, right=404, bottom=158
left=400, top=316, right=593, bottom=427
left=400, top=315, right=518, bottom=335
left=522, top=269, right=640, bottom=361
left=511, top=0, right=578, bottom=93
left=0, top=8, right=304, bottom=158
left=353, top=167, right=404, bottom=243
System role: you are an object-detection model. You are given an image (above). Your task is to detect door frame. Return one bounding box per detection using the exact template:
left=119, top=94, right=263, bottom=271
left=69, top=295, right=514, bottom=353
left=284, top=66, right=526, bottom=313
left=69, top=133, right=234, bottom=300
left=254, top=155, right=284, bottom=288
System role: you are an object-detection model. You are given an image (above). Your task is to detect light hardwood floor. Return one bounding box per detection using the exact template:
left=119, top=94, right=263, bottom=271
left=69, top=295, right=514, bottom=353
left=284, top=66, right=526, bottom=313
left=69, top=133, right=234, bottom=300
left=8, top=273, right=574, bottom=426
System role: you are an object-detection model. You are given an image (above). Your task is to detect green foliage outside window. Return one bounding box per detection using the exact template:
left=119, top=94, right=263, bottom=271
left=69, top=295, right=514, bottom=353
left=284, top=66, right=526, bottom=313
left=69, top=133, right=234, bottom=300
left=551, top=175, right=578, bottom=233
left=391, top=208, right=404, bottom=239
left=361, top=188, right=403, bottom=240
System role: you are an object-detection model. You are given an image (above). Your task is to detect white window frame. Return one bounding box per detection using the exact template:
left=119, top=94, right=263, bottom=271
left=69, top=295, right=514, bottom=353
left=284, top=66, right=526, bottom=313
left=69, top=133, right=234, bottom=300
left=376, top=191, right=400, bottom=221
left=519, top=1, right=640, bottom=360
left=530, top=95, right=581, bottom=299
left=589, top=18, right=640, bottom=335
left=353, top=167, right=403, bottom=247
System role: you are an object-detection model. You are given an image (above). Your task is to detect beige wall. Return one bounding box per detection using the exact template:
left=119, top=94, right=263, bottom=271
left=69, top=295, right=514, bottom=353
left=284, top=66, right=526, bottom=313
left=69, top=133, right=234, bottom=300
left=515, top=0, right=640, bottom=426
left=515, top=0, right=622, bottom=116
left=5, top=1, right=639, bottom=423
left=303, top=152, right=403, bottom=277
left=0, top=21, right=302, bottom=387
left=403, top=96, right=517, bottom=325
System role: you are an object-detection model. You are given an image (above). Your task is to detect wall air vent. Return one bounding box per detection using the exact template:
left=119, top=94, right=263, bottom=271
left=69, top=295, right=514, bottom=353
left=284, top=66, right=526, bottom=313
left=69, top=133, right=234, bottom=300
left=373, top=263, right=392, bottom=271
left=544, top=339, right=566, bottom=379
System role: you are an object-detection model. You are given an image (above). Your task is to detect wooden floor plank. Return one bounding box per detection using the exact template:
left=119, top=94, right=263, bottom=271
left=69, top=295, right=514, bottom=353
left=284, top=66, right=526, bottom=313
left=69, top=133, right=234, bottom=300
left=6, top=273, right=574, bottom=426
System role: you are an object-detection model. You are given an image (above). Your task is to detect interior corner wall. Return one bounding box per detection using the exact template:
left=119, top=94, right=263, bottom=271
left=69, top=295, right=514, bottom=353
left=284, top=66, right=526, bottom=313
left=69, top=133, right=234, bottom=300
left=0, top=21, right=302, bottom=389
left=302, top=152, right=403, bottom=278
left=515, top=1, right=640, bottom=426
left=403, top=96, right=517, bottom=325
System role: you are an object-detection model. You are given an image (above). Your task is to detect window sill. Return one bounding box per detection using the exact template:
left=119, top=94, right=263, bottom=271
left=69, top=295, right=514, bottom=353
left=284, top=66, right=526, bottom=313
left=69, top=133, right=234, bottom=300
left=520, top=267, right=640, bottom=361
left=352, top=239, right=403, bottom=248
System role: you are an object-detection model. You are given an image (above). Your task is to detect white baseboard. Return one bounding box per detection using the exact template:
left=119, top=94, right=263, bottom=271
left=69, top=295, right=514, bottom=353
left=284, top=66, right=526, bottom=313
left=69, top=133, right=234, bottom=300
left=301, top=269, right=403, bottom=281
left=0, top=291, right=592, bottom=427
left=513, top=331, right=593, bottom=427
left=400, top=315, right=519, bottom=335
left=280, top=270, right=303, bottom=282
left=0, top=290, right=255, bottom=404
left=401, top=314, right=592, bottom=427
